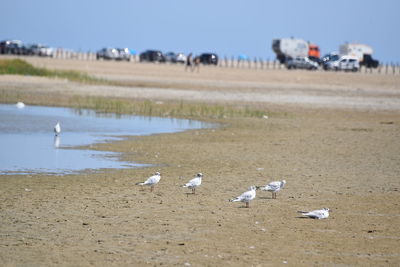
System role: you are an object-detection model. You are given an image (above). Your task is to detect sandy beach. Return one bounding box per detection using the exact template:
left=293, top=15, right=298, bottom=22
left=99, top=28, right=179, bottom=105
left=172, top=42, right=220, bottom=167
left=1, top=56, right=400, bottom=266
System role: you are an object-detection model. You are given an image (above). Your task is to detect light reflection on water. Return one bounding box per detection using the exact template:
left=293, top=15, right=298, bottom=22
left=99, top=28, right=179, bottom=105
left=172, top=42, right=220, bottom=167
left=0, top=104, right=213, bottom=175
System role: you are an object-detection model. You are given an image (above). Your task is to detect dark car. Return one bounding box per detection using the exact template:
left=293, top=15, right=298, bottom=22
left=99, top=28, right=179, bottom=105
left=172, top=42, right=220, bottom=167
left=139, top=50, right=165, bottom=62
left=196, top=53, right=218, bottom=65
left=0, top=40, right=25, bottom=54
left=361, top=54, right=379, bottom=68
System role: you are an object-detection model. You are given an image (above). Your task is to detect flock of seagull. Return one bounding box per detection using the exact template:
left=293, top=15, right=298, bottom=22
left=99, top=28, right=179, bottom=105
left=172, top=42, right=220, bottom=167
left=136, top=172, right=330, bottom=219
left=16, top=102, right=330, bottom=219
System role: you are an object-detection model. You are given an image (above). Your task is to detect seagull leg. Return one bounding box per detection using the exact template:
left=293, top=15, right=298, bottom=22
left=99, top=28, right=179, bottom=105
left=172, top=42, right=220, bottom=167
left=193, top=188, right=196, bottom=194
left=246, top=202, right=249, bottom=208
left=150, top=186, right=154, bottom=192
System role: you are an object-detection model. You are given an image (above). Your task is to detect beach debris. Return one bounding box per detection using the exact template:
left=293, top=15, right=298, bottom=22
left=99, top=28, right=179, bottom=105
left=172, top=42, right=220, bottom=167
left=297, top=208, right=330, bottom=219
left=229, top=186, right=256, bottom=208
left=257, top=180, right=286, bottom=199
left=136, top=172, right=161, bottom=192
left=182, top=173, right=202, bottom=194
left=24, top=188, right=32, bottom=192
left=16, top=102, right=25, bottom=109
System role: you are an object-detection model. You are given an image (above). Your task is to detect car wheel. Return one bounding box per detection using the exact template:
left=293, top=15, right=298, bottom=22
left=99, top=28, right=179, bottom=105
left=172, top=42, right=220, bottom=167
left=352, top=67, right=358, bottom=72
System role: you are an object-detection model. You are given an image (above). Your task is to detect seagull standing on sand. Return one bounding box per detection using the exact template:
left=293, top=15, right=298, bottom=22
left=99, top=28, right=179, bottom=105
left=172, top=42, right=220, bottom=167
left=182, top=173, right=203, bottom=194
left=257, top=180, right=286, bottom=199
left=54, top=122, right=61, bottom=136
left=136, top=172, right=161, bottom=192
left=229, top=186, right=257, bottom=208
left=297, top=208, right=330, bottom=219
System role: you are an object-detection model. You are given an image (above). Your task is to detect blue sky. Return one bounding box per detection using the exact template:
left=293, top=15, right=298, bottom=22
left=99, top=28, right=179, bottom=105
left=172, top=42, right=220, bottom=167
left=2, top=0, right=399, bottom=63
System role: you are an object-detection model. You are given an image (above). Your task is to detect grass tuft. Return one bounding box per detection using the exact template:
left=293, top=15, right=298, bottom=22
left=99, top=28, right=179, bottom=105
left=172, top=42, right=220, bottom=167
left=0, top=59, right=107, bottom=84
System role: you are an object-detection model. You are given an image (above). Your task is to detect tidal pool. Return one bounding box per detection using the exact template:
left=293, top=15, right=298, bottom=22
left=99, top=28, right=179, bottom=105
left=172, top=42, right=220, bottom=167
left=0, top=104, right=212, bottom=175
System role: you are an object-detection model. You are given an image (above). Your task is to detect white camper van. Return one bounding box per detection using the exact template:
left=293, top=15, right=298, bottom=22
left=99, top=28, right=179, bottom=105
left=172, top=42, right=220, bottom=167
left=272, top=38, right=309, bottom=63
left=339, top=43, right=379, bottom=68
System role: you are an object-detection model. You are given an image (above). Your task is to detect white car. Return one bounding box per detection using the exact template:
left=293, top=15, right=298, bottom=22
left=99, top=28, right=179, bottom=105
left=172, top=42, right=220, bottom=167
left=285, top=57, right=319, bottom=70
left=325, top=55, right=359, bottom=72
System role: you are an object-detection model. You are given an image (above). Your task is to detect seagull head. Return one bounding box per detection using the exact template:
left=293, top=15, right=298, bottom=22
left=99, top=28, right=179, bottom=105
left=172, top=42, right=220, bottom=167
left=282, top=180, right=286, bottom=184
left=323, top=208, right=330, bottom=212
left=250, top=186, right=256, bottom=191
left=197, top=173, right=203, bottom=178
left=155, top=172, right=161, bottom=176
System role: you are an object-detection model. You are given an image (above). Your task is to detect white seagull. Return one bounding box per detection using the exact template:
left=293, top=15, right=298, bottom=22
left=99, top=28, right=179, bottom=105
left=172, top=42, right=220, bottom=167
left=182, top=173, right=203, bottom=194
left=257, top=180, right=286, bottom=199
left=298, top=208, right=330, bottom=219
left=229, top=186, right=257, bottom=208
left=136, top=172, right=161, bottom=192
left=54, top=121, right=61, bottom=136
left=16, top=102, right=25, bottom=109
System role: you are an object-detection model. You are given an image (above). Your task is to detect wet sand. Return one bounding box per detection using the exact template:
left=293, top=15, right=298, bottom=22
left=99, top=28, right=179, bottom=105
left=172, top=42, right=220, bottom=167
left=0, top=56, right=400, bottom=266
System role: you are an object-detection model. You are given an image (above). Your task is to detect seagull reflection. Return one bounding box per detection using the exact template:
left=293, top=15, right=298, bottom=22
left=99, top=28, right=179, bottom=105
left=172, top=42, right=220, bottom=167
left=54, top=135, right=60, bottom=148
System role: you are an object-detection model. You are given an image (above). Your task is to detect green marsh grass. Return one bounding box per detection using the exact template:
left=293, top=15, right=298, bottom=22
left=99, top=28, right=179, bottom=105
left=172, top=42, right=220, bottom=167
left=0, top=59, right=278, bottom=119
left=0, top=58, right=107, bottom=84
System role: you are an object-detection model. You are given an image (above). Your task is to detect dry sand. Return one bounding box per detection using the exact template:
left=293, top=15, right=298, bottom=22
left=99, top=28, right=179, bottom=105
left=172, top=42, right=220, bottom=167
left=0, top=56, right=400, bottom=266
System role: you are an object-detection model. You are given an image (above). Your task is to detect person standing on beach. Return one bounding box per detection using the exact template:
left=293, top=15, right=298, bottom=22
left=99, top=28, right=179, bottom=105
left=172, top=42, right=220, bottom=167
left=193, top=56, right=200, bottom=72
left=185, top=53, right=193, bottom=71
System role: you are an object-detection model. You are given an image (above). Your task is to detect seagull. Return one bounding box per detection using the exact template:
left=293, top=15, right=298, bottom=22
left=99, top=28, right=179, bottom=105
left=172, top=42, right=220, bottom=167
left=257, top=180, right=286, bottom=199
left=182, top=173, right=203, bottom=194
left=54, top=121, right=61, bottom=136
left=16, top=102, right=25, bottom=109
left=229, top=186, right=256, bottom=208
left=297, top=208, right=330, bottom=219
left=136, top=172, right=161, bottom=192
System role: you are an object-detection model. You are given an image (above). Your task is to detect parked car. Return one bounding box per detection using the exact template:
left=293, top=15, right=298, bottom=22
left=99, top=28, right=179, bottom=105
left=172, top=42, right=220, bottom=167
left=164, top=52, right=186, bottom=63
left=30, top=44, right=54, bottom=57
left=175, top=53, right=187, bottom=63
left=321, top=53, right=340, bottom=70
left=324, top=55, right=360, bottom=72
left=361, top=54, right=379, bottom=68
left=116, top=48, right=131, bottom=61
left=196, top=53, right=218, bottom=65
left=285, top=57, right=319, bottom=70
left=0, top=40, right=24, bottom=54
left=164, top=52, right=176, bottom=63
left=96, top=48, right=120, bottom=60
left=139, top=50, right=165, bottom=62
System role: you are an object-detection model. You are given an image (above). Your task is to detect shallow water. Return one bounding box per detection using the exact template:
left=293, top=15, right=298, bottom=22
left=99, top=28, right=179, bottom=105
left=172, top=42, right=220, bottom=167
left=0, top=104, right=212, bottom=175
